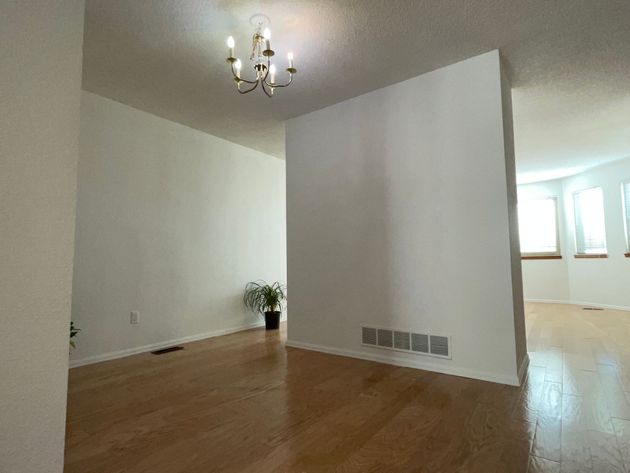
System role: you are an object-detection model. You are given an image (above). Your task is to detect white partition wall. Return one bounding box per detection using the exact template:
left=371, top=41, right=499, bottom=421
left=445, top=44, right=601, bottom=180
left=286, top=51, right=527, bottom=386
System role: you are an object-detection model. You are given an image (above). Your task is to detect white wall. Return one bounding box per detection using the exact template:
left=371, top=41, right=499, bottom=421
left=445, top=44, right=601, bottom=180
left=0, top=2, right=84, bottom=472
left=286, top=50, right=526, bottom=386
left=519, top=157, right=630, bottom=309
left=70, top=92, right=286, bottom=365
left=518, top=179, right=571, bottom=302
left=564, top=158, right=630, bottom=308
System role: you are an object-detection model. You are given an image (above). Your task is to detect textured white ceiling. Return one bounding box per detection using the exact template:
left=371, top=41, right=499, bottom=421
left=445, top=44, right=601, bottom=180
left=83, top=1, right=630, bottom=181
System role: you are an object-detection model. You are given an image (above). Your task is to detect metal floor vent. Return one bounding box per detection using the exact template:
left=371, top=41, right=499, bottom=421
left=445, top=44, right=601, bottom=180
left=361, top=327, right=450, bottom=359
left=151, top=346, right=184, bottom=355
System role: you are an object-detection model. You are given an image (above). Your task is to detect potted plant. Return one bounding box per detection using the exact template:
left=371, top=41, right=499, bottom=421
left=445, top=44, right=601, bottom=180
left=70, top=321, right=80, bottom=349
left=243, top=281, right=286, bottom=330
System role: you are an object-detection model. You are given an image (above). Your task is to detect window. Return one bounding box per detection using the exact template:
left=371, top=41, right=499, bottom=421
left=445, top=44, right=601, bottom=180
left=623, top=181, right=630, bottom=253
left=573, top=187, right=607, bottom=255
left=518, top=197, right=560, bottom=256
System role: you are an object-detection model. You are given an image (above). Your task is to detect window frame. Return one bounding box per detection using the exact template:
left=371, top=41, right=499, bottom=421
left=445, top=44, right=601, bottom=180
left=518, top=196, right=562, bottom=259
left=622, top=180, right=630, bottom=256
left=572, top=186, right=608, bottom=257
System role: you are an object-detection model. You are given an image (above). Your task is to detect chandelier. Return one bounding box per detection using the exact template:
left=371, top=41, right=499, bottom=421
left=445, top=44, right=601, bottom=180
left=225, top=15, right=296, bottom=97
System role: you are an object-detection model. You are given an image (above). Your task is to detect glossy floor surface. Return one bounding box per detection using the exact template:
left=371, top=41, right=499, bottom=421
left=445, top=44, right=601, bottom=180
left=65, top=303, right=630, bottom=472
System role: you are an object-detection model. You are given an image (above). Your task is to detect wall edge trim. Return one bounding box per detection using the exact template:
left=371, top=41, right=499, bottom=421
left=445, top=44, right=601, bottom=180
left=524, top=299, right=630, bottom=312
left=69, top=319, right=282, bottom=368
left=285, top=339, right=520, bottom=386
left=517, top=353, right=530, bottom=386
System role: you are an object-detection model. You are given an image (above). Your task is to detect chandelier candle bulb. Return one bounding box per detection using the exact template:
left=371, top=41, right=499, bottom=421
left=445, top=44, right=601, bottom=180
left=227, top=36, right=235, bottom=58
left=269, top=64, right=276, bottom=84
left=288, top=52, right=294, bottom=68
left=263, top=27, right=271, bottom=50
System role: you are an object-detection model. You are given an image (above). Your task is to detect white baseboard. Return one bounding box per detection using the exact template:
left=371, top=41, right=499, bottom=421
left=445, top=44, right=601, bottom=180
left=285, top=339, right=521, bottom=386
left=525, top=299, right=630, bottom=312
left=524, top=298, right=572, bottom=305
left=569, top=300, right=630, bottom=312
left=69, top=320, right=268, bottom=368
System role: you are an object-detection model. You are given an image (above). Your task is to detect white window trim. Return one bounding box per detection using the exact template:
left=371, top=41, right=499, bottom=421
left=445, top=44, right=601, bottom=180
left=520, top=196, right=562, bottom=258
left=622, top=180, right=630, bottom=253
left=572, top=186, right=608, bottom=256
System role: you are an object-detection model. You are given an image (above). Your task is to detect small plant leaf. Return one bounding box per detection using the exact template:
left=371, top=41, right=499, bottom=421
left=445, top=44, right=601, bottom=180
left=243, top=280, right=287, bottom=315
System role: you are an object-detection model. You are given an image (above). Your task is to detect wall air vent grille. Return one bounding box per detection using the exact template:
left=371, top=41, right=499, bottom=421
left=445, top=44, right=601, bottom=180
left=411, top=333, right=429, bottom=353
left=361, top=328, right=450, bottom=360
left=362, top=327, right=377, bottom=346
left=377, top=329, right=393, bottom=348
left=394, top=331, right=411, bottom=350
left=429, top=335, right=450, bottom=358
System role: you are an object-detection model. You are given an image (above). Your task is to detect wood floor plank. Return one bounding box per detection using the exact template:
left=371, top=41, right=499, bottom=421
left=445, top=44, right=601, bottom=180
left=612, top=418, right=630, bottom=472
left=588, top=429, right=626, bottom=473
left=530, top=456, right=561, bottom=473
left=561, top=428, right=593, bottom=473
left=533, top=415, right=562, bottom=462
left=64, top=303, right=630, bottom=472
left=598, top=365, right=630, bottom=421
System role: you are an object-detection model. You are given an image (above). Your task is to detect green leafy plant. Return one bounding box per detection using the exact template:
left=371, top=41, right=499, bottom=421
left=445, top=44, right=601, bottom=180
left=70, top=321, right=80, bottom=349
left=243, top=281, right=286, bottom=315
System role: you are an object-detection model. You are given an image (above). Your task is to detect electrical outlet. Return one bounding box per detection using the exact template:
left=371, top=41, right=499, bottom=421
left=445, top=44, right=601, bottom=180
left=130, top=311, right=140, bottom=325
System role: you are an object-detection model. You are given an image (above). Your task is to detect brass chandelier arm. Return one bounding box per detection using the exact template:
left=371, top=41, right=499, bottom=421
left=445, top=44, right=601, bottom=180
left=229, top=62, right=258, bottom=85
left=258, top=55, right=273, bottom=98
left=261, top=82, right=273, bottom=98
left=259, top=54, right=294, bottom=92
left=262, top=54, right=271, bottom=81
left=263, top=73, right=293, bottom=89
left=237, top=80, right=259, bottom=94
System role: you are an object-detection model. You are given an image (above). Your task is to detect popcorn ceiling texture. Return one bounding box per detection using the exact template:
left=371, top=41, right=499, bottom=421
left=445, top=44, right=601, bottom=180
left=83, top=0, right=630, bottom=179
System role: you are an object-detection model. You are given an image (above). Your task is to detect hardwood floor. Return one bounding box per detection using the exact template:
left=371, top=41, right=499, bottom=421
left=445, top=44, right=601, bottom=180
left=65, top=303, right=630, bottom=472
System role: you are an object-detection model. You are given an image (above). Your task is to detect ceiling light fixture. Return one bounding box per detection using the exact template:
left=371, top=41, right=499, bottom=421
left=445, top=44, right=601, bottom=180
left=225, top=15, right=296, bottom=97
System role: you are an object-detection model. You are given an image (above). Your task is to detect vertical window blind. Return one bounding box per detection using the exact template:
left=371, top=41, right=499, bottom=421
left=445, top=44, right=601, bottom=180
left=623, top=181, right=630, bottom=251
left=573, top=187, right=607, bottom=255
left=518, top=198, right=560, bottom=255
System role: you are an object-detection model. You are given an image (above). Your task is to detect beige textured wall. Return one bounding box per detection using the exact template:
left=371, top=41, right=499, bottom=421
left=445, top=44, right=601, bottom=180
left=0, top=2, right=84, bottom=472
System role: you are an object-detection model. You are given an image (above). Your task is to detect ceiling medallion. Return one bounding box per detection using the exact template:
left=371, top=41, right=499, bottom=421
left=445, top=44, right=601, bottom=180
left=225, top=15, right=296, bottom=97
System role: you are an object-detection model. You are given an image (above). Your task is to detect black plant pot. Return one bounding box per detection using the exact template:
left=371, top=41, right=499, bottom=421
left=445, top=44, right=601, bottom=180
left=264, top=311, right=281, bottom=330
